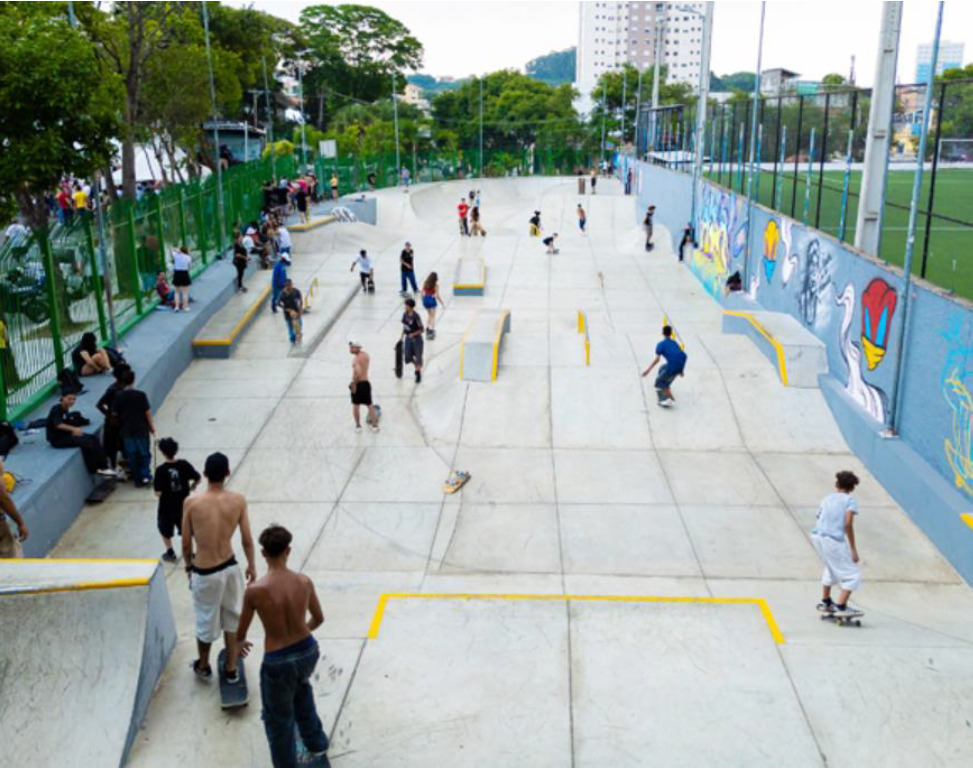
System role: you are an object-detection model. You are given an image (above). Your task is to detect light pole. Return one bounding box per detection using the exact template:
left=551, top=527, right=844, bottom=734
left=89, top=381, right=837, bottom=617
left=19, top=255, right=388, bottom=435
left=650, top=14, right=665, bottom=152
left=262, top=56, right=277, bottom=183
left=635, top=67, right=644, bottom=155
left=294, top=53, right=309, bottom=173
left=600, top=81, right=608, bottom=163
left=479, top=76, right=484, bottom=178
left=201, top=1, right=226, bottom=258
left=690, top=3, right=714, bottom=242
left=743, top=1, right=767, bottom=289
left=621, top=67, right=628, bottom=148
left=391, top=71, right=401, bottom=181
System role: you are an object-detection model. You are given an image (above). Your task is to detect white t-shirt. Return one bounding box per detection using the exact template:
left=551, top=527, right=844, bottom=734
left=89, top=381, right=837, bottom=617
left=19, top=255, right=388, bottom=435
left=276, top=227, right=292, bottom=250
left=172, top=249, right=191, bottom=272
left=242, top=235, right=256, bottom=253
left=356, top=254, right=372, bottom=273
left=813, top=492, right=858, bottom=541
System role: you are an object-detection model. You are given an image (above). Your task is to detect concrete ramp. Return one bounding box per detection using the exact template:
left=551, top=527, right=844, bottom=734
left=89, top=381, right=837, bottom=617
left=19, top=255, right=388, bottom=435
left=460, top=309, right=511, bottom=382
left=193, top=270, right=272, bottom=358
left=722, top=309, right=828, bottom=388
left=453, top=258, right=486, bottom=296
left=0, top=560, right=176, bottom=767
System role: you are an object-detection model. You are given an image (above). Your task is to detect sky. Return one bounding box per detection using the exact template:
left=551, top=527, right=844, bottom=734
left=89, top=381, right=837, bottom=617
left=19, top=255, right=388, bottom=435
left=239, top=1, right=971, bottom=86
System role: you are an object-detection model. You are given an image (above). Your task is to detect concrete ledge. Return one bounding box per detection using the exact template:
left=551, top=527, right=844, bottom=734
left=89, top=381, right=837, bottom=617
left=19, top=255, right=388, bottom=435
left=6, top=258, right=248, bottom=557
left=289, top=214, right=335, bottom=233
left=820, top=375, right=973, bottom=585
left=722, top=310, right=827, bottom=388
left=460, top=309, right=511, bottom=382
left=577, top=310, right=590, bottom=366
left=453, top=258, right=486, bottom=296
left=192, top=270, right=272, bottom=358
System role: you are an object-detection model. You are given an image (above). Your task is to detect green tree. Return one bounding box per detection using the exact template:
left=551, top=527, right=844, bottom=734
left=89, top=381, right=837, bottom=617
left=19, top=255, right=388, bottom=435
left=822, top=73, right=846, bottom=89
left=718, top=71, right=757, bottom=92
left=525, top=47, right=576, bottom=86
left=939, top=64, right=973, bottom=143
left=590, top=64, right=693, bottom=145
left=0, top=3, right=120, bottom=230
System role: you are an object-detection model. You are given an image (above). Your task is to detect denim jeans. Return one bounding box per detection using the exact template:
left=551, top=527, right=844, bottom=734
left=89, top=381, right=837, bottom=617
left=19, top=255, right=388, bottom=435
left=285, top=313, right=302, bottom=343
left=400, top=270, right=417, bottom=293
left=122, top=436, right=152, bottom=485
left=271, top=286, right=283, bottom=312
left=260, top=639, right=329, bottom=768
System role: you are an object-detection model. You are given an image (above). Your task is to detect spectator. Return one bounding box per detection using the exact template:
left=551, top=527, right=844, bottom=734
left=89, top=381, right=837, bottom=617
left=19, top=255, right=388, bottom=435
left=46, top=391, right=114, bottom=476
left=421, top=272, right=443, bottom=340
left=153, top=437, right=200, bottom=563
left=0, top=457, right=29, bottom=559
left=330, top=173, right=339, bottom=201
left=96, top=363, right=132, bottom=475
left=112, top=368, right=155, bottom=488
left=72, top=182, right=88, bottom=212
left=56, top=187, right=73, bottom=224
left=171, top=244, right=193, bottom=311
left=233, top=234, right=250, bottom=294
left=274, top=225, right=292, bottom=258
left=399, top=242, right=417, bottom=295
left=280, top=280, right=304, bottom=345
left=156, top=271, right=175, bottom=307
left=271, top=254, right=290, bottom=313
left=71, top=332, right=111, bottom=376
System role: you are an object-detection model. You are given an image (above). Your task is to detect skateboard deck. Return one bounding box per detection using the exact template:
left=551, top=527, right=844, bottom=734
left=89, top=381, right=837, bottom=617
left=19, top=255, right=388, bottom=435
left=217, top=648, right=249, bottom=709
left=443, top=470, right=471, bottom=494
left=819, top=609, right=864, bottom=627
left=295, top=727, right=331, bottom=767
left=394, top=340, right=404, bottom=379
left=369, top=404, right=382, bottom=429
left=366, top=275, right=375, bottom=293
left=85, top=476, right=117, bottom=504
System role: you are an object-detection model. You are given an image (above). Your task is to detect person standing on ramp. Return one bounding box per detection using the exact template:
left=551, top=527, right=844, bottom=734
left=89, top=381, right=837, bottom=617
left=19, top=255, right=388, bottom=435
left=183, top=452, right=257, bottom=685
left=641, top=325, right=687, bottom=407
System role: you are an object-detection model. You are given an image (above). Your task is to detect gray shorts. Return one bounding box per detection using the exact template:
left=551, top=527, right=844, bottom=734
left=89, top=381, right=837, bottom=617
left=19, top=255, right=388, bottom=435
left=404, top=335, right=424, bottom=367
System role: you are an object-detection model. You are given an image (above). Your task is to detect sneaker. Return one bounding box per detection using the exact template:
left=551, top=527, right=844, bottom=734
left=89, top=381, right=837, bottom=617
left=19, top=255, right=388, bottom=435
left=225, top=668, right=240, bottom=685
left=816, top=599, right=835, bottom=613
left=355, top=425, right=362, bottom=434
left=415, top=372, right=422, bottom=384
left=241, top=287, right=248, bottom=293
left=96, top=468, right=118, bottom=477
left=370, top=424, right=380, bottom=433
left=161, top=549, right=178, bottom=563
left=191, top=660, right=213, bottom=682
left=833, top=603, right=862, bottom=616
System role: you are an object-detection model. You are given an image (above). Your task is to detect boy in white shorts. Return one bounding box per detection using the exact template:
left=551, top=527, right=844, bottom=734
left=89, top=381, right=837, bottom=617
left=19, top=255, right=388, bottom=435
left=810, top=470, right=862, bottom=616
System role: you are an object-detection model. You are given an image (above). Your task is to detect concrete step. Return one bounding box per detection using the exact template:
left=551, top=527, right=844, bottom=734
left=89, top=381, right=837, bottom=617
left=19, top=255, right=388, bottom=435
left=722, top=309, right=827, bottom=388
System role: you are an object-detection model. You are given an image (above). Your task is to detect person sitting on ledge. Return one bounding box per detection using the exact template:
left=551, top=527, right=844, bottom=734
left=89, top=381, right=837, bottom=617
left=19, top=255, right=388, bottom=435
left=46, top=390, right=115, bottom=477
left=71, top=332, right=110, bottom=376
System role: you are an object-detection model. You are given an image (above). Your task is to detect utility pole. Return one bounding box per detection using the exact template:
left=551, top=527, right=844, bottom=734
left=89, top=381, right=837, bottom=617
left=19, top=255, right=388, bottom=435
left=621, top=67, right=628, bottom=146
left=262, top=56, right=277, bottom=183
left=296, top=56, right=308, bottom=173
left=691, top=3, right=714, bottom=241
left=392, top=71, right=401, bottom=181
left=635, top=68, right=644, bottom=155
left=479, top=76, right=484, bottom=178
left=854, top=1, right=902, bottom=256
left=600, top=81, right=608, bottom=162
left=743, top=1, right=766, bottom=289
left=889, top=1, right=943, bottom=434
left=201, top=1, right=226, bottom=258
left=650, top=11, right=665, bottom=151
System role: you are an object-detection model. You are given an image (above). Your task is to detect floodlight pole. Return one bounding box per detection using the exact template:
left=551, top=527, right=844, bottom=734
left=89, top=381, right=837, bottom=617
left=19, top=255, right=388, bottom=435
left=201, top=0, right=226, bottom=258
left=262, top=56, right=277, bottom=183
left=392, top=71, right=401, bottom=180
left=742, top=1, right=766, bottom=290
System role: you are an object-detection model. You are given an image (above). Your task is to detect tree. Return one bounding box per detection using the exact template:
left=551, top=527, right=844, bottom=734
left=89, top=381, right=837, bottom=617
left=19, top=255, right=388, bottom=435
left=0, top=3, right=120, bottom=231
left=299, top=4, right=424, bottom=128
left=717, top=71, right=757, bottom=92
left=939, top=64, right=973, bottom=143
left=589, top=64, right=693, bottom=145
left=822, top=73, right=846, bottom=89
left=525, top=47, right=576, bottom=86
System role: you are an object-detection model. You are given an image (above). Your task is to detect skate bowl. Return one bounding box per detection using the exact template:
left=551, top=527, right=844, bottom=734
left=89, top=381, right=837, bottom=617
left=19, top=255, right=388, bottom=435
left=0, top=560, right=176, bottom=767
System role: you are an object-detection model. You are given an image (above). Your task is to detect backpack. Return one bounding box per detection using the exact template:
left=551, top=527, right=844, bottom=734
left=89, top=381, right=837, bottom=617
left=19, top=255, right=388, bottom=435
left=0, top=421, right=18, bottom=457
left=57, top=367, right=84, bottom=395
left=104, top=346, right=126, bottom=368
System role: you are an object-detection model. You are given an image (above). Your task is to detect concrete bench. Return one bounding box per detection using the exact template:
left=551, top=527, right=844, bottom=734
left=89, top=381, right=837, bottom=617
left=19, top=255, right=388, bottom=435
left=460, top=309, right=511, bottom=382
left=722, top=309, right=827, bottom=388
left=453, top=258, right=486, bottom=296
left=192, top=270, right=272, bottom=358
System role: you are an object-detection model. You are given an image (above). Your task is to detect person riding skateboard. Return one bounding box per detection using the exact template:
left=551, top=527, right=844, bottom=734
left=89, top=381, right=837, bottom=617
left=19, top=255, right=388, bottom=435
left=182, top=452, right=256, bottom=684
left=641, top=325, right=687, bottom=407
left=811, top=471, right=863, bottom=617
left=349, top=341, right=378, bottom=433
left=237, top=525, right=330, bottom=768
left=577, top=204, right=587, bottom=234
left=644, top=205, right=656, bottom=251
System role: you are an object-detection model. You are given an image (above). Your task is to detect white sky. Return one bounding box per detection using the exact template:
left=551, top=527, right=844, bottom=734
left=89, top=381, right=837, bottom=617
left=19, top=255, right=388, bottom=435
left=240, top=1, right=970, bottom=86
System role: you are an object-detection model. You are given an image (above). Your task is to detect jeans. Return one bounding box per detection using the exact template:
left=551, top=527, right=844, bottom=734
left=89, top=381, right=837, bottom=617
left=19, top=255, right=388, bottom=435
left=260, top=639, right=329, bottom=768
left=51, top=434, right=107, bottom=474
left=271, top=286, right=283, bottom=313
left=123, top=436, right=152, bottom=485
left=400, top=270, right=417, bottom=293
left=285, top=313, right=302, bottom=343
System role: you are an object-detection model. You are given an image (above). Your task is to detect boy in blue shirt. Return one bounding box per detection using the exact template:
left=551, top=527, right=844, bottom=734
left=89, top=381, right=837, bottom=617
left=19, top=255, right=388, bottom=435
left=271, top=254, right=289, bottom=313
left=641, top=325, right=687, bottom=407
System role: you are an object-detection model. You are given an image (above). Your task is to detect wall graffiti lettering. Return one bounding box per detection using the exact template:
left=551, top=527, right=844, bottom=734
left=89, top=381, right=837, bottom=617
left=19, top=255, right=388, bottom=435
left=941, top=316, right=972, bottom=497
left=836, top=283, right=886, bottom=423
left=860, top=278, right=897, bottom=371
left=763, top=219, right=779, bottom=283
left=797, top=239, right=833, bottom=329
left=690, top=186, right=747, bottom=297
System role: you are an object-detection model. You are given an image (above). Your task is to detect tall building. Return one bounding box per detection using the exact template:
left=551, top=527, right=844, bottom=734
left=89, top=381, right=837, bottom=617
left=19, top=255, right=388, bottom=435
left=576, top=1, right=705, bottom=112
left=915, top=40, right=964, bottom=82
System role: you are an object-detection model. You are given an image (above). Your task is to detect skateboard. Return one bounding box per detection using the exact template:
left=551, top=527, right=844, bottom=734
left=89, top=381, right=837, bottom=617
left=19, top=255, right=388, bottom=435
left=366, top=275, right=375, bottom=294
left=819, top=609, right=864, bottom=627
left=295, top=727, right=331, bottom=767
left=443, top=470, right=471, bottom=494
left=368, top=404, right=382, bottom=429
left=394, top=340, right=404, bottom=379
left=217, top=648, right=249, bottom=709
left=85, top=476, right=117, bottom=504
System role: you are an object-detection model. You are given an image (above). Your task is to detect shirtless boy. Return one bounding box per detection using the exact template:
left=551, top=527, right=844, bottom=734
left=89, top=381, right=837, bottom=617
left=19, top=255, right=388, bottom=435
left=182, top=452, right=256, bottom=683
left=238, top=525, right=329, bottom=768
left=349, top=341, right=378, bottom=432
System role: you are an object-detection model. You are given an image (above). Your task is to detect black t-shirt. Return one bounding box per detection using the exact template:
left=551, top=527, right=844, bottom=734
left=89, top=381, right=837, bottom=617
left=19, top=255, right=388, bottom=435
left=233, top=242, right=248, bottom=261
left=113, top=388, right=151, bottom=439
left=400, top=249, right=414, bottom=272
left=46, top=403, right=71, bottom=444
left=402, top=311, right=423, bottom=337
left=154, top=459, right=201, bottom=519
left=97, top=381, right=123, bottom=417
left=529, top=215, right=540, bottom=227
left=71, top=344, right=89, bottom=372
left=281, top=288, right=303, bottom=313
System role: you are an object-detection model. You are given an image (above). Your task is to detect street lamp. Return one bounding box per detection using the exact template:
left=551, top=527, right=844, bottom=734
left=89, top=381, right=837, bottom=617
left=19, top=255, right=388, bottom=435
left=292, top=52, right=312, bottom=174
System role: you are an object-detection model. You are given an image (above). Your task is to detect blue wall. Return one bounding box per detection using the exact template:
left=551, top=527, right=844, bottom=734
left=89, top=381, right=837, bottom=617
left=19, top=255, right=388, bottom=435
left=632, top=158, right=973, bottom=581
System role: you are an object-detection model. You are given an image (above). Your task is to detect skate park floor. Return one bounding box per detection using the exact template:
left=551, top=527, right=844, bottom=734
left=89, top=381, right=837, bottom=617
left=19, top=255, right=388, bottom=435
left=45, top=177, right=973, bottom=767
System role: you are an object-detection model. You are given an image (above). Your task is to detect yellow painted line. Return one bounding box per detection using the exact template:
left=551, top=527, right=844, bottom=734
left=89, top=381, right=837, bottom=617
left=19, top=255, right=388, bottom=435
left=367, top=593, right=785, bottom=644
left=193, top=283, right=272, bottom=347
left=289, top=215, right=336, bottom=233
left=577, top=310, right=586, bottom=334
left=14, top=558, right=158, bottom=564
left=0, top=577, right=151, bottom=597
left=723, top=310, right=788, bottom=386
left=577, top=310, right=590, bottom=366
left=454, top=261, right=486, bottom=290
left=490, top=309, right=510, bottom=381
left=961, top=513, right=973, bottom=530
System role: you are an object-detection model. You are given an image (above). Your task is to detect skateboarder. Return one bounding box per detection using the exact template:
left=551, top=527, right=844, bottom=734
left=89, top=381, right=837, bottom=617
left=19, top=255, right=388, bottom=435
left=400, top=242, right=418, bottom=295
left=280, top=280, right=304, bottom=345
left=349, top=340, right=378, bottom=432
left=643, top=205, right=656, bottom=251
left=153, top=437, right=200, bottom=563
left=577, top=204, right=587, bottom=234
left=237, top=525, right=330, bottom=768
left=811, top=471, right=863, bottom=617
left=421, top=272, right=443, bottom=340
left=350, top=249, right=373, bottom=293
left=543, top=232, right=559, bottom=254
left=641, top=325, right=687, bottom=406
left=529, top=211, right=542, bottom=237
left=182, top=452, right=256, bottom=685
left=457, top=198, right=470, bottom=236
left=402, top=298, right=424, bottom=384
left=0, top=458, right=28, bottom=558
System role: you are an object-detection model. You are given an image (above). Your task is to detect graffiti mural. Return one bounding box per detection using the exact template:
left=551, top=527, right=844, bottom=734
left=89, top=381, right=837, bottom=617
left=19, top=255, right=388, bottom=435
left=690, top=186, right=747, bottom=297
left=941, top=315, right=972, bottom=497
left=836, top=283, right=887, bottom=423
left=779, top=219, right=799, bottom=287
left=797, top=239, right=834, bottom=329
left=763, top=220, right=779, bottom=283
left=860, top=278, right=897, bottom=370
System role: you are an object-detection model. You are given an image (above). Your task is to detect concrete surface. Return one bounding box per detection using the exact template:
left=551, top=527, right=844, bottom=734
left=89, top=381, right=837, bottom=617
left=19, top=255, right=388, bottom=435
left=722, top=309, right=828, bottom=388
left=460, top=308, right=510, bottom=382
left=193, top=270, right=273, bottom=357
left=19, top=177, right=973, bottom=767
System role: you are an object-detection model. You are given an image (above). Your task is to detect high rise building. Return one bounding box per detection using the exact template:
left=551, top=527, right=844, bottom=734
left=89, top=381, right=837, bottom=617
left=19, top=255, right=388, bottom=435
left=915, top=40, right=964, bottom=82
left=575, top=1, right=705, bottom=112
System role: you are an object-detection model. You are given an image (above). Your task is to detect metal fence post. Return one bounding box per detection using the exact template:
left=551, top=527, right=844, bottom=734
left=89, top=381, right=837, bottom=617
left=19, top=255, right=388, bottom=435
left=38, top=228, right=66, bottom=374
left=791, top=95, right=805, bottom=218
left=920, top=80, right=947, bottom=279
left=81, top=214, right=109, bottom=342
left=815, top=92, right=831, bottom=229
left=771, top=96, right=783, bottom=208
left=127, top=206, right=143, bottom=317
left=177, top=188, right=189, bottom=251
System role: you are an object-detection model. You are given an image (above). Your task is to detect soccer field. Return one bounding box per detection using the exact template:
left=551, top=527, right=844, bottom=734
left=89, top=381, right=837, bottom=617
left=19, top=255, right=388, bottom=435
left=704, top=166, right=973, bottom=301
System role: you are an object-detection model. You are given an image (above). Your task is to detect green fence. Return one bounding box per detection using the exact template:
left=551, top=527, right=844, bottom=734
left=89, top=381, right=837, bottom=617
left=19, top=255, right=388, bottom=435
left=0, top=156, right=283, bottom=423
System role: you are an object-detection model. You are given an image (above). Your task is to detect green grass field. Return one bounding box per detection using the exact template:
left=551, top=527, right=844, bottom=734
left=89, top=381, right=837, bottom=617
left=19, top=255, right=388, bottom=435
left=702, top=166, right=973, bottom=301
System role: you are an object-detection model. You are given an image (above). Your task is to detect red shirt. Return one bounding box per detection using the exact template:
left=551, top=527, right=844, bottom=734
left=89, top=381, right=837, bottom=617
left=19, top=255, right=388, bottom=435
left=56, top=191, right=71, bottom=211
left=458, top=204, right=469, bottom=219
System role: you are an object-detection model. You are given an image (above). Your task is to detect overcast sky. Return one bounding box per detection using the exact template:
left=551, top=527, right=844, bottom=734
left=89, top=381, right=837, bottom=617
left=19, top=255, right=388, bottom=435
left=240, top=1, right=970, bottom=86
